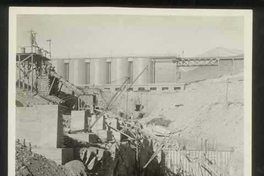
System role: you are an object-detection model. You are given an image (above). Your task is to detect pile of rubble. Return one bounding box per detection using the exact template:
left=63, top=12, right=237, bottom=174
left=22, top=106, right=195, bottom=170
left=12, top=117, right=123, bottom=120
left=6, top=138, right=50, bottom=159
left=16, top=141, right=69, bottom=176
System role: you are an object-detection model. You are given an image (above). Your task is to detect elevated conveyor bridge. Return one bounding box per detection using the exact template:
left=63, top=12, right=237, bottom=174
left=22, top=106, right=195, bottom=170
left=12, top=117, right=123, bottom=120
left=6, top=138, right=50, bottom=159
left=152, top=55, right=244, bottom=66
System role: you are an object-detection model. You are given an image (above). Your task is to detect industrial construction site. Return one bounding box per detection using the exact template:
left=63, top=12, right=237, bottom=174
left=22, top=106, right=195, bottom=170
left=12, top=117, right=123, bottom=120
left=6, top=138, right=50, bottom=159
left=14, top=14, right=246, bottom=176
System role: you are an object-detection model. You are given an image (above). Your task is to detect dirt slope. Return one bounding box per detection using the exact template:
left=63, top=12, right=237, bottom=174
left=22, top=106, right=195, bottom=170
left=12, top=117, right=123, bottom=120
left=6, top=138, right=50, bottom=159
left=16, top=141, right=69, bottom=176
left=105, top=73, right=244, bottom=151
left=104, top=72, right=244, bottom=175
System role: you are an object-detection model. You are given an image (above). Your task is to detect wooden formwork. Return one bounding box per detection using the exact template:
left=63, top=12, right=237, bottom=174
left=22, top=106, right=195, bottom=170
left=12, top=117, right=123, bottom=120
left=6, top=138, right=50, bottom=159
left=162, top=149, right=232, bottom=176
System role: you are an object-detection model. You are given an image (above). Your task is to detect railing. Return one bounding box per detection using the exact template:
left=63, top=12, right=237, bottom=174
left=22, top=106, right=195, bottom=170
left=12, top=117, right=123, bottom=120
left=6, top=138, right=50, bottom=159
left=19, top=46, right=51, bottom=59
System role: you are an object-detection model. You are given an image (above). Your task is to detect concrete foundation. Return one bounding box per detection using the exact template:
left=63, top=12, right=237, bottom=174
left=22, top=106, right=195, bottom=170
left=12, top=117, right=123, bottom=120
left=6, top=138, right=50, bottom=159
left=16, top=105, right=63, bottom=148
left=91, top=115, right=106, bottom=132
left=16, top=107, right=41, bottom=146
left=71, top=110, right=89, bottom=132
left=106, top=118, right=124, bottom=141
left=107, top=118, right=121, bottom=130
left=96, top=130, right=112, bottom=142
left=33, top=147, right=74, bottom=165
left=107, top=118, right=122, bottom=141
left=38, top=105, right=63, bottom=148
left=88, top=133, right=98, bottom=143
left=112, top=131, right=122, bottom=141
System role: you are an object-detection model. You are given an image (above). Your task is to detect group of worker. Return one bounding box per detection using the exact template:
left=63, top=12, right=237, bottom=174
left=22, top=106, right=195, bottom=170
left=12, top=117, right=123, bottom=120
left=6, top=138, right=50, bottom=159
left=33, top=61, right=56, bottom=94
left=40, top=61, right=55, bottom=75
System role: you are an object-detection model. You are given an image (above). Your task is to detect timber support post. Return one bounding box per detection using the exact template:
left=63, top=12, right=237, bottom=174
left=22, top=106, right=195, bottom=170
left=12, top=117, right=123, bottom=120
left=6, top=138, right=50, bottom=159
left=48, top=77, right=56, bottom=95
left=18, top=55, right=21, bottom=88
left=23, top=63, right=25, bottom=90
left=57, top=83, right=63, bottom=96
left=27, top=62, right=30, bottom=91
left=31, top=54, right=34, bottom=92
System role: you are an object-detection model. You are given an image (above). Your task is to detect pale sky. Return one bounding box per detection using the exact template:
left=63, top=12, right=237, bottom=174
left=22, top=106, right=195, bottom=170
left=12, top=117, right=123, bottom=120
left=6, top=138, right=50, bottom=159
left=16, top=15, right=244, bottom=58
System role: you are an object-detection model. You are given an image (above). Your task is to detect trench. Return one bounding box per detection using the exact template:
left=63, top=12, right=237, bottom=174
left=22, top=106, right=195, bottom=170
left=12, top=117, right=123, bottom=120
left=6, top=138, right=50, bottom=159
left=63, top=136, right=163, bottom=176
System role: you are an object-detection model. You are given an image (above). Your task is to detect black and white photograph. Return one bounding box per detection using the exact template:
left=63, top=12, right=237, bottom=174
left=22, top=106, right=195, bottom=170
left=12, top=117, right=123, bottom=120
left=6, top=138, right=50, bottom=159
left=9, top=7, right=252, bottom=176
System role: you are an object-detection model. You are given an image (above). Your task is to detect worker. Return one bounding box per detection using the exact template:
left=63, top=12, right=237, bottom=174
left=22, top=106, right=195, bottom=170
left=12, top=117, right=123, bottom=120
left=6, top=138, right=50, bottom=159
left=46, top=63, right=52, bottom=75
left=33, top=79, right=38, bottom=95
left=41, top=62, right=45, bottom=75
left=51, top=66, right=55, bottom=72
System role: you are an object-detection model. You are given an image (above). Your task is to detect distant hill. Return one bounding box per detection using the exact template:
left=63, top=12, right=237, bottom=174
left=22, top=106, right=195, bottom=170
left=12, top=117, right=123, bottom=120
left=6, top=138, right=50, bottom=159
left=155, top=47, right=244, bottom=83
left=197, top=47, right=243, bottom=57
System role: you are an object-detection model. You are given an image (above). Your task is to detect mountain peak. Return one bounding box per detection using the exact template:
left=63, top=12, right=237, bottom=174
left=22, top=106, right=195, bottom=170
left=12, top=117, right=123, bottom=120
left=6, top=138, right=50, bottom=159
left=197, top=47, right=243, bottom=57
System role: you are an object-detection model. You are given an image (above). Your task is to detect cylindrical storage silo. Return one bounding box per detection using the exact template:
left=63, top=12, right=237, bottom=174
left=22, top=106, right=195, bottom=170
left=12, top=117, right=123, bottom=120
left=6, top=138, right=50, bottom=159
left=111, top=58, right=129, bottom=85
left=51, top=59, right=66, bottom=78
left=132, top=58, right=153, bottom=85
left=90, top=58, right=107, bottom=85
left=69, top=59, right=86, bottom=85
left=20, top=47, right=26, bottom=53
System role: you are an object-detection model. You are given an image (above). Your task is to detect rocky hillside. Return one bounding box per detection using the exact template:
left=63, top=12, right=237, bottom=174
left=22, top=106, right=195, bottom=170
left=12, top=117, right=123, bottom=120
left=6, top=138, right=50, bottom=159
left=16, top=141, right=69, bottom=176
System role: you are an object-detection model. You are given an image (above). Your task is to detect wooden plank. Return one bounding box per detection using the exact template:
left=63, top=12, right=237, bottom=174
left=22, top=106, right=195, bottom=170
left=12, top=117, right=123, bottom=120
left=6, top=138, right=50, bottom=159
left=48, top=77, right=56, bottom=95
left=23, top=63, right=25, bottom=90
left=183, top=153, right=202, bottom=176
left=163, top=149, right=233, bottom=176
left=27, top=62, right=30, bottom=90
left=20, top=53, right=33, bottom=63
left=18, top=55, right=21, bottom=88
left=31, top=55, right=34, bottom=92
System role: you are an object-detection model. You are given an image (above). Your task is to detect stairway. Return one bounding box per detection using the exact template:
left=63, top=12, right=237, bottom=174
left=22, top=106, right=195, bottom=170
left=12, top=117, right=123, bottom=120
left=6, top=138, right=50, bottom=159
left=16, top=59, right=94, bottom=110
left=50, top=71, right=85, bottom=96
left=37, top=75, right=50, bottom=96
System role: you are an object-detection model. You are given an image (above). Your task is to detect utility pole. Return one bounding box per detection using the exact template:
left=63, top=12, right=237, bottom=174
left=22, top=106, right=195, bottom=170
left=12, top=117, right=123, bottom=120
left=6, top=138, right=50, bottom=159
left=217, top=58, right=220, bottom=77
left=225, top=78, right=230, bottom=104
left=29, top=30, right=36, bottom=53
left=153, top=61, right=156, bottom=83
left=175, top=60, right=179, bottom=83
left=126, top=83, right=129, bottom=119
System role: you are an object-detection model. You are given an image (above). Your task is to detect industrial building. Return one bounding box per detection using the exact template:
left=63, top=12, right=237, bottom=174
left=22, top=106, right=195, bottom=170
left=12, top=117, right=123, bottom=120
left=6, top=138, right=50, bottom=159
left=51, top=55, right=243, bottom=92
left=16, top=30, right=243, bottom=92
left=51, top=57, right=187, bottom=92
left=51, top=57, right=154, bottom=85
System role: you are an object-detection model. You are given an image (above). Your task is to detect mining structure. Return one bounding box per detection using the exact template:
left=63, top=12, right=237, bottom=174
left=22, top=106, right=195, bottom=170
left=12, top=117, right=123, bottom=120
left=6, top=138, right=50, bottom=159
left=15, top=31, right=243, bottom=176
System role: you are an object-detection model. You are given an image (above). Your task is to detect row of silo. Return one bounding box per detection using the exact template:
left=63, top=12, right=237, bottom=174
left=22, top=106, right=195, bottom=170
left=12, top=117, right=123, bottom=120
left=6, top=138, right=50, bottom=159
left=90, top=58, right=108, bottom=85
left=132, top=58, right=154, bottom=84
left=51, top=57, right=154, bottom=85
left=111, top=57, right=154, bottom=85
left=111, top=58, right=129, bottom=85
left=69, top=59, right=86, bottom=85
left=50, top=59, right=77, bottom=84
